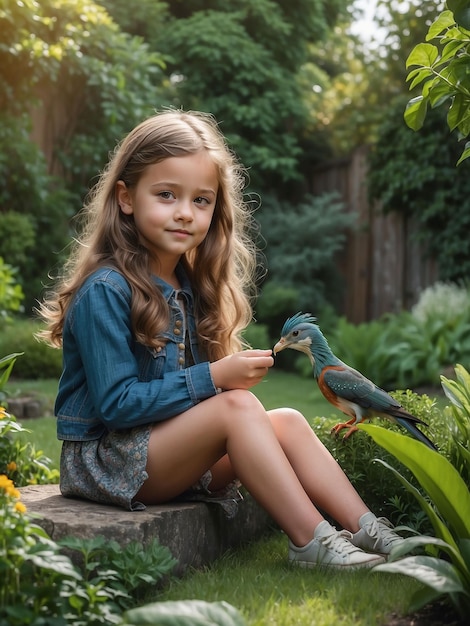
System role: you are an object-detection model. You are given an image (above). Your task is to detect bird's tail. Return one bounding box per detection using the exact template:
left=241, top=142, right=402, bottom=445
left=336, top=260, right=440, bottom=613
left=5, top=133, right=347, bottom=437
left=392, top=414, right=437, bottom=451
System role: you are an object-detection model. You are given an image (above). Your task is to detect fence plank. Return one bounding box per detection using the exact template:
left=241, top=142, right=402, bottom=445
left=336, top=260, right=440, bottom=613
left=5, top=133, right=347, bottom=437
left=310, top=147, right=437, bottom=322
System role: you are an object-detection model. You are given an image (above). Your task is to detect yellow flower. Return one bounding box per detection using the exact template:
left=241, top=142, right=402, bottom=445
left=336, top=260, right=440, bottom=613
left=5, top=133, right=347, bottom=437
left=0, top=474, right=19, bottom=497
left=0, top=474, right=13, bottom=489
left=14, top=501, right=27, bottom=514
left=0, top=406, right=9, bottom=419
left=6, top=461, right=17, bottom=472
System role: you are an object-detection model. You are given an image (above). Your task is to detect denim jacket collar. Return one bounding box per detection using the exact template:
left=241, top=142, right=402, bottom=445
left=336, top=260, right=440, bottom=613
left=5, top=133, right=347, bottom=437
left=152, top=263, right=193, bottom=304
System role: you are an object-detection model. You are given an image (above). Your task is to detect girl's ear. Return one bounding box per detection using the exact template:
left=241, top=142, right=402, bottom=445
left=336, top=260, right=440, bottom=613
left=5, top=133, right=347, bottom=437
left=116, top=180, right=133, bottom=215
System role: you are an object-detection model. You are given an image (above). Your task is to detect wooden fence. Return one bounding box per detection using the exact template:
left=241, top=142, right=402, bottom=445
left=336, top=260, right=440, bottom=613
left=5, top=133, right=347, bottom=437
left=309, top=146, right=438, bottom=323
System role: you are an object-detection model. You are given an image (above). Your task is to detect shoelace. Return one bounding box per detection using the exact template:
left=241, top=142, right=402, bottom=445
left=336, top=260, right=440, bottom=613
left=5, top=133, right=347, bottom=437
left=321, top=530, right=358, bottom=555
left=367, top=517, right=399, bottom=549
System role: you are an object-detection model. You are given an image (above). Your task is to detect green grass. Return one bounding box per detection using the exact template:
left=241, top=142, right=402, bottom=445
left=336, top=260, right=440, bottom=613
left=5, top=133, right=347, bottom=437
left=8, top=377, right=61, bottom=469
left=157, top=533, right=421, bottom=625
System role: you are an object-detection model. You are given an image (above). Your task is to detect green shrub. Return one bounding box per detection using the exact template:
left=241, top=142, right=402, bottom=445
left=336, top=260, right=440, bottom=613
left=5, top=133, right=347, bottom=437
left=0, top=477, right=178, bottom=625
left=242, top=322, right=270, bottom=350
left=412, top=282, right=470, bottom=325
left=0, top=212, right=35, bottom=269
left=362, top=423, right=470, bottom=620
left=0, top=257, right=24, bottom=321
left=0, top=353, right=58, bottom=486
left=325, top=301, right=470, bottom=390
left=0, top=319, right=62, bottom=380
left=440, top=364, right=470, bottom=487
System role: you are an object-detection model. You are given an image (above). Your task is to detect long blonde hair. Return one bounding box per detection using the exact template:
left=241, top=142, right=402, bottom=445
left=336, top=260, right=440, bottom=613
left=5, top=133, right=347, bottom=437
left=37, top=110, right=257, bottom=360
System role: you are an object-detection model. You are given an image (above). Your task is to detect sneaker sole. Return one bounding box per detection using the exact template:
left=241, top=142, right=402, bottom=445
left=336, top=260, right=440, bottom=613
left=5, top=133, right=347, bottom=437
left=289, top=556, right=385, bottom=570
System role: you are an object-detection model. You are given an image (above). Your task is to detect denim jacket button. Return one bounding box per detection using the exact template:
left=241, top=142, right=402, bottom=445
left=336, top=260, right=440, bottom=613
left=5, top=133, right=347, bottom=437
left=174, top=328, right=181, bottom=335
left=178, top=343, right=185, bottom=350
left=178, top=357, right=184, bottom=365
left=175, top=319, right=182, bottom=327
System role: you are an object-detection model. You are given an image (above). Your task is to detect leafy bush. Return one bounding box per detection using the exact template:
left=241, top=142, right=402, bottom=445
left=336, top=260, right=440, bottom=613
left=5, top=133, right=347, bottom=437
left=0, top=319, right=62, bottom=380
left=0, top=473, right=127, bottom=625
left=325, top=299, right=470, bottom=390
left=358, top=365, right=470, bottom=619
left=242, top=322, right=271, bottom=351
left=0, top=258, right=24, bottom=321
left=0, top=212, right=35, bottom=269
left=0, top=475, right=178, bottom=625
left=0, top=353, right=58, bottom=486
left=362, top=423, right=470, bottom=619
left=60, top=535, right=177, bottom=611
left=404, top=2, right=470, bottom=165
left=412, top=281, right=470, bottom=324
left=440, top=363, right=470, bottom=486
left=256, top=192, right=355, bottom=314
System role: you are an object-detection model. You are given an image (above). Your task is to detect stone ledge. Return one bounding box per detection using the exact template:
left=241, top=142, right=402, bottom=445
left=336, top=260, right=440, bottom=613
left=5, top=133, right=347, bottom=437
left=19, top=484, right=274, bottom=575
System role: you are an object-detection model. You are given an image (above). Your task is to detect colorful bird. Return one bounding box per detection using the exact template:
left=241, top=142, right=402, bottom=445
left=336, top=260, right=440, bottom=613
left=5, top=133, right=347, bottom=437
left=273, top=312, right=437, bottom=450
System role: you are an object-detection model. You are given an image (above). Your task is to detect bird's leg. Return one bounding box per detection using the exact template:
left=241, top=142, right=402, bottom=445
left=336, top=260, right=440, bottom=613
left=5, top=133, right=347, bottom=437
left=330, top=417, right=356, bottom=436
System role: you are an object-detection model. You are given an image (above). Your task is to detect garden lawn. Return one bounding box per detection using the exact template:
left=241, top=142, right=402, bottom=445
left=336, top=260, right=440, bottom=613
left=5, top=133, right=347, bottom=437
left=156, top=532, right=421, bottom=626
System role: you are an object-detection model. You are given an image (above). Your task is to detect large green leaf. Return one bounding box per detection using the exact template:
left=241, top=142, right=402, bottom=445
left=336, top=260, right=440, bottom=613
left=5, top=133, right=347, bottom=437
left=406, top=43, right=439, bottom=68
left=359, top=424, right=470, bottom=538
left=375, top=555, right=465, bottom=595
left=374, top=459, right=458, bottom=551
left=456, top=140, right=470, bottom=165
left=426, top=10, right=456, bottom=40
left=404, top=96, right=428, bottom=130
left=123, top=600, right=247, bottom=626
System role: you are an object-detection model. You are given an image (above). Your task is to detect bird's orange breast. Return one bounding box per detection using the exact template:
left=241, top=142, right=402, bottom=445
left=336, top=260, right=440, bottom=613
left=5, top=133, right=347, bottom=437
left=318, top=366, right=344, bottom=407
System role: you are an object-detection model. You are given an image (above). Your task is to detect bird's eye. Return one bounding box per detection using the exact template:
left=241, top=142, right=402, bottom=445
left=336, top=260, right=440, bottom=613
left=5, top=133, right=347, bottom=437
left=292, top=330, right=299, bottom=337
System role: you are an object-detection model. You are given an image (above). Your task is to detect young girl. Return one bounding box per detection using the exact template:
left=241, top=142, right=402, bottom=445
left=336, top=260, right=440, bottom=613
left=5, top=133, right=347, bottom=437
left=38, top=109, right=404, bottom=569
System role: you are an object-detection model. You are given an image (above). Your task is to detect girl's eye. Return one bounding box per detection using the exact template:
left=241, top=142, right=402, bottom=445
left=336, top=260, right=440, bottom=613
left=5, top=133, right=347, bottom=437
left=158, top=191, right=173, bottom=200
left=194, top=196, right=210, bottom=206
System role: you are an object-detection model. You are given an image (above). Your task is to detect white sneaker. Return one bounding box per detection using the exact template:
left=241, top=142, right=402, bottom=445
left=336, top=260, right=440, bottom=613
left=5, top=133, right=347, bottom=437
left=351, top=512, right=405, bottom=556
left=289, top=521, right=386, bottom=570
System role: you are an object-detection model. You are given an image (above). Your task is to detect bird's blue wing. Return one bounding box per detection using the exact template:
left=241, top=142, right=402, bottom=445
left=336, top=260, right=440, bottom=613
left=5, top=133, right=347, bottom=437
left=323, top=366, right=399, bottom=412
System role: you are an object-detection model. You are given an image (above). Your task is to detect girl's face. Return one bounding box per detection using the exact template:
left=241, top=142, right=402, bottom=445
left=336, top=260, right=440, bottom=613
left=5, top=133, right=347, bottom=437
left=117, top=151, right=218, bottom=276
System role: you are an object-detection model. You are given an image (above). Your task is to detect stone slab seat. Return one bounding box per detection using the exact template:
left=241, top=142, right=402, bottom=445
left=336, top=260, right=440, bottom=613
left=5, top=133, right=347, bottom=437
left=19, top=484, right=274, bottom=575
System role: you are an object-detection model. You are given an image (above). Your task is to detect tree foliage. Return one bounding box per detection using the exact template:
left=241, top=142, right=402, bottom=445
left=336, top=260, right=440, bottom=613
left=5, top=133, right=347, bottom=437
left=256, top=192, right=355, bottom=313
left=0, top=0, right=166, bottom=310
left=151, top=0, right=348, bottom=192
left=404, top=0, right=470, bottom=164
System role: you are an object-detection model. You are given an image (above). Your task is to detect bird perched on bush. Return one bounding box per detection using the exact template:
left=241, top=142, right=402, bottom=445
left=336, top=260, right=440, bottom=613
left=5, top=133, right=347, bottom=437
left=273, top=312, right=436, bottom=450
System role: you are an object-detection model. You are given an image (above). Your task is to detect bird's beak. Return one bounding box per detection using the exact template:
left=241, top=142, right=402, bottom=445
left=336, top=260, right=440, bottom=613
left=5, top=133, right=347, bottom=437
left=273, top=338, right=287, bottom=355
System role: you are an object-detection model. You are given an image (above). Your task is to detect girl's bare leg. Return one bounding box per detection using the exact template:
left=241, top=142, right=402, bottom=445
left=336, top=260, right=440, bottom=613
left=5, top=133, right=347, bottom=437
left=136, top=390, right=323, bottom=546
left=208, top=408, right=369, bottom=532
left=267, top=408, right=369, bottom=533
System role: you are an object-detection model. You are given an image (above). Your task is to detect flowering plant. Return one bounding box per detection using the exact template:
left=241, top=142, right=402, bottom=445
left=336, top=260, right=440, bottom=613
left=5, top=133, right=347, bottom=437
left=0, top=354, right=58, bottom=487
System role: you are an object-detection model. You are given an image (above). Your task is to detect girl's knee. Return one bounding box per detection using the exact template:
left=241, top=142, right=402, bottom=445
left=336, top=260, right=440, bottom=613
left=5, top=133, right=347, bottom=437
left=269, top=407, right=313, bottom=435
left=221, top=389, right=263, bottom=412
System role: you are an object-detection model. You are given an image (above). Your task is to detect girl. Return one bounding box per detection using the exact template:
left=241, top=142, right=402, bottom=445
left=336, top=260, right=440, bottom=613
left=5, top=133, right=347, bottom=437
left=38, top=109, right=404, bottom=569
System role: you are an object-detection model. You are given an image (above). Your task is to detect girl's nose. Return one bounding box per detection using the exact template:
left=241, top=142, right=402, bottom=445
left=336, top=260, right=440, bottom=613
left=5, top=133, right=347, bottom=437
left=175, top=199, right=193, bottom=220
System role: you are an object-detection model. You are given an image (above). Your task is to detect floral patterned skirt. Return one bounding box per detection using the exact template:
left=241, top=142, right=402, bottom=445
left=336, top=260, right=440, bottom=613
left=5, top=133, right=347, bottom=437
left=60, top=424, right=243, bottom=517
left=60, top=425, right=151, bottom=511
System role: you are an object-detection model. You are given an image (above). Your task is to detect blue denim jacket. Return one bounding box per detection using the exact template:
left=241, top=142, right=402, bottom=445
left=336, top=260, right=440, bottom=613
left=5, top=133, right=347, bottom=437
left=55, top=265, right=218, bottom=441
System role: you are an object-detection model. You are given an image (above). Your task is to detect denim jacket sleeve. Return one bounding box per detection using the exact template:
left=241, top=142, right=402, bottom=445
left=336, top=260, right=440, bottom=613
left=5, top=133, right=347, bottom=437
left=57, top=269, right=217, bottom=432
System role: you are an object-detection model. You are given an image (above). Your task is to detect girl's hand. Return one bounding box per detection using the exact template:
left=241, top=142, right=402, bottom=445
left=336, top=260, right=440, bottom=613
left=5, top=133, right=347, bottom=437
left=210, top=349, right=274, bottom=390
